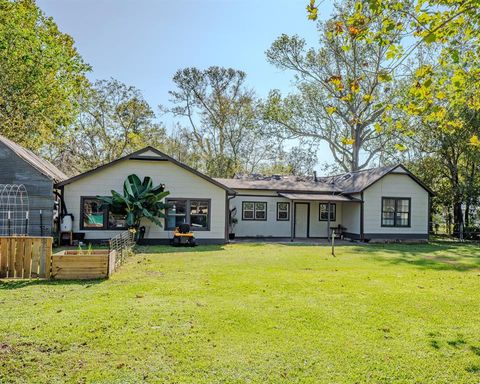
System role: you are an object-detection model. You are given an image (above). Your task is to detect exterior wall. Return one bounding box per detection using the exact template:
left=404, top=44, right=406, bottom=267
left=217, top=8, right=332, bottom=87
left=308, top=201, right=342, bottom=237
left=341, top=202, right=361, bottom=236
left=363, top=174, right=429, bottom=238
left=231, top=192, right=348, bottom=238
left=231, top=193, right=291, bottom=237
left=63, top=159, right=227, bottom=241
left=0, top=142, right=54, bottom=236
left=342, top=193, right=361, bottom=237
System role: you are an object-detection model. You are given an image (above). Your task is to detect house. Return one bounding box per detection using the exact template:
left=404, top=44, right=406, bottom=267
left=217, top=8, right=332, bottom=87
left=217, top=165, right=433, bottom=242
left=0, top=135, right=67, bottom=236
left=56, top=147, right=234, bottom=244
left=57, top=145, right=432, bottom=244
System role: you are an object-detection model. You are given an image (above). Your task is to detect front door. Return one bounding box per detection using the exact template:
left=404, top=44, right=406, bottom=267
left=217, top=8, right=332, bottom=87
left=294, top=203, right=309, bottom=238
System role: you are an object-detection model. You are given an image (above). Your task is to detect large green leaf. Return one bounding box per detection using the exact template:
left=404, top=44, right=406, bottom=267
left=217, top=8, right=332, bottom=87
left=102, top=174, right=170, bottom=229
left=124, top=174, right=143, bottom=197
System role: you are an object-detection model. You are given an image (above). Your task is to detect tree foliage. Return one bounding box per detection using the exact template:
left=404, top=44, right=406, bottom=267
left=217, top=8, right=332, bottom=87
left=393, top=48, right=480, bottom=235
left=0, top=0, right=90, bottom=150
left=266, top=2, right=409, bottom=172
left=306, top=0, right=480, bottom=146
left=165, top=66, right=278, bottom=177
left=50, top=79, right=169, bottom=174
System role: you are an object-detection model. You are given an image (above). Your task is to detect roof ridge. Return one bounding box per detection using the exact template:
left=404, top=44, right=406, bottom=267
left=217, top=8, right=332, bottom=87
left=0, top=135, right=67, bottom=182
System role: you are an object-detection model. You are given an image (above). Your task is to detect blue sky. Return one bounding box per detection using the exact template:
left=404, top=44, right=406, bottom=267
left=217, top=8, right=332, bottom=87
left=37, top=0, right=334, bottom=166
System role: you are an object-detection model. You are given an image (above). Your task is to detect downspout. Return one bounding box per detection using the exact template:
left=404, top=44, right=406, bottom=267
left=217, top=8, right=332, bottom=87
left=360, top=191, right=365, bottom=241
left=327, top=202, right=331, bottom=241
left=290, top=200, right=295, bottom=242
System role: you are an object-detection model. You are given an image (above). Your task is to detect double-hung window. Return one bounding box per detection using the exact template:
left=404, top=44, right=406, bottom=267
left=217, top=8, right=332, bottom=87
left=319, top=203, right=336, bottom=221
left=382, top=197, right=411, bottom=227
left=166, top=199, right=210, bottom=230
left=276, top=202, right=290, bottom=221
left=242, top=202, right=267, bottom=221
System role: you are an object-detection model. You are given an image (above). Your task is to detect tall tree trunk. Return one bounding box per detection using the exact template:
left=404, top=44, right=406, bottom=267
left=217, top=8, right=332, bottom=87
left=453, top=202, right=464, bottom=239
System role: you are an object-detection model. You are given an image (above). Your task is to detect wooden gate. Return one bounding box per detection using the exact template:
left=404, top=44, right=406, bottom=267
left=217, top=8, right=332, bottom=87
left=0, top=236, right=52, bottom=278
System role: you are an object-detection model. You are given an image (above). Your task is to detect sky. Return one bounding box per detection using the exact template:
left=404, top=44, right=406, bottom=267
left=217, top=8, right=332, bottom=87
left=37, top=0, right=335, bottom=167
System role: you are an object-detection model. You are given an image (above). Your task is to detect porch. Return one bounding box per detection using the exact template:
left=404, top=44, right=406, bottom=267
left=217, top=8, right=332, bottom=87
left=279, top=193, right=363, bottom=242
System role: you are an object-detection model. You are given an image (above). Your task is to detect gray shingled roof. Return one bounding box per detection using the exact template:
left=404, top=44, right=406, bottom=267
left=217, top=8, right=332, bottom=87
left=0, top=135, right=67, bottom=183
left=214, top=175, right=340, bottom=193
left=214, top=164, right=421, bottom=194
left=321, top=165, right=397, bottom=194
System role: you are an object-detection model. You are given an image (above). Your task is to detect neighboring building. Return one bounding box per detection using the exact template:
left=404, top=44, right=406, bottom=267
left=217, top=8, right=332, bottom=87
left=216, top=164, right=433, bottom=242
left=57, top=146, right=432, bottom=244
left=0, top=135, right=67, bottom=236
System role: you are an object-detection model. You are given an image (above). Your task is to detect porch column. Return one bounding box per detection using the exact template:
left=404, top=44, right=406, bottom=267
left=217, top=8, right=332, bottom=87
left=290, top=200, right=294, bottom=242
left=327, top=202, right=331, bottom=241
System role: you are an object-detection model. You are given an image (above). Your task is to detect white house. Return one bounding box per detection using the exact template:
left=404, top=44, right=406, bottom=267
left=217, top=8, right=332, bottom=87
left=57, top=146, right=433, bottom=244
left=217, top=165, right=433, bottom=242
left=57, top=147, right=233, bottom=244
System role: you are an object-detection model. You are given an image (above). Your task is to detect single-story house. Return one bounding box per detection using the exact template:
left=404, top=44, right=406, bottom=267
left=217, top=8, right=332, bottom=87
left=56, top=146, right=433, bottom=244
left=216, top=165, right=433, bottom=242
left=56, top=147, right=234, bottom=244
left=0, top=135, right=67, bottom=236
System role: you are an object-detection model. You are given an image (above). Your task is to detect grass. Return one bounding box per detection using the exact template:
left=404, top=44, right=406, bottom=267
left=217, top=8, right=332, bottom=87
left=0, top=242, right=479, bottom=383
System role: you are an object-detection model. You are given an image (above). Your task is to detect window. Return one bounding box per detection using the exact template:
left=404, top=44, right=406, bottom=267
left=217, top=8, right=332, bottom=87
left=80, top=197, right=127, bottom=230
left=382, top=197, right=411, bottom=227
left=242, top=201, right=267, bottom=221
left=166, top=199, right=210, bottom=230
left=319, top=203, right=336, bottom=221
left=277, top=202, right=290, bottom=221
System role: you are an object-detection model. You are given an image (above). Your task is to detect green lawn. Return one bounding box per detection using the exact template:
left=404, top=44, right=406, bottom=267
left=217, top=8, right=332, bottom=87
left=1, top=243, right=479, bottom=383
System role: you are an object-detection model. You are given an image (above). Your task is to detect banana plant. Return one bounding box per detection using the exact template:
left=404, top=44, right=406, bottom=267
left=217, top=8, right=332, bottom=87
left=97, top=174, right=170, bottom=228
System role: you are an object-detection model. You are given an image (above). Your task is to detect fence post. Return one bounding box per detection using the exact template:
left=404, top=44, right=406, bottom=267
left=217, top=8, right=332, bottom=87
left=45, top=237, right=52, bottom=279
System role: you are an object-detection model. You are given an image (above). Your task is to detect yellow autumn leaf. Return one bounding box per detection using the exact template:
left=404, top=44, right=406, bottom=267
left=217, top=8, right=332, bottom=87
left=469, top=135, right=480, bottom=146
left=341, top=137, right=355, bottom=145
left=350, top=80, right=360, bottom=93
left=374, top=122, right=382, bottom=133
left=394, top=143, right=407, bottom=151
left=436, top=91, right=446, bottom=100
left=326, top=106, right=337, bottom=115
left=363, top=94, right=373, bottom=102
left=341, top=94, right=352, bottom=102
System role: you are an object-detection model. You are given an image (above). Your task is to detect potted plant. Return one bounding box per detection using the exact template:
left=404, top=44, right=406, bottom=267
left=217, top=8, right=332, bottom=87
left=229, top=212, right=238, bottom=240
left=97, top=174, right=170, bottom=240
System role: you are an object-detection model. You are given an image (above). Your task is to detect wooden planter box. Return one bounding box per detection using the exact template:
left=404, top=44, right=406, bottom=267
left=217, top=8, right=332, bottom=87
left=51, top=250, right=113, bottom=280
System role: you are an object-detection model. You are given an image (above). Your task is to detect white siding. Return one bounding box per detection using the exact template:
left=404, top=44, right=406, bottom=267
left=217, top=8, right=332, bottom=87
left=341, top=202, right=361, bottom=235
left=63, top=159, right=226, bottom=240
left=363, top=174, right=428, bottom=235
left=232, top=195, right=348, bottom=238
left=231, top=195, right=291, bottom=237
left=308, top=201, right=342, bottom=237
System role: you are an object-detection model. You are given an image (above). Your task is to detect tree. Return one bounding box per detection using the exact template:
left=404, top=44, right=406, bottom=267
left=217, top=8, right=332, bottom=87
left=0, top=0, right=90, bottom=150
left=165, top=66, right=278, bottom=177
left=391, top=46, right=480, bottom=237
left=50, top=79, right=169, bottom=174
left=265, top=2, right=408, bottom=172
left=306, top=0, right=480, bottom=146
left=258, top=145, right=318, bottom=176
left=97, top=174, right=170, bottom=230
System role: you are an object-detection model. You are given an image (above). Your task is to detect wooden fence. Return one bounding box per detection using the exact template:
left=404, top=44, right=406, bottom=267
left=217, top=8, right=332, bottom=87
left=0, top=236, right=52, bottom=278
left=0, top=231, right=134, bottom=280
